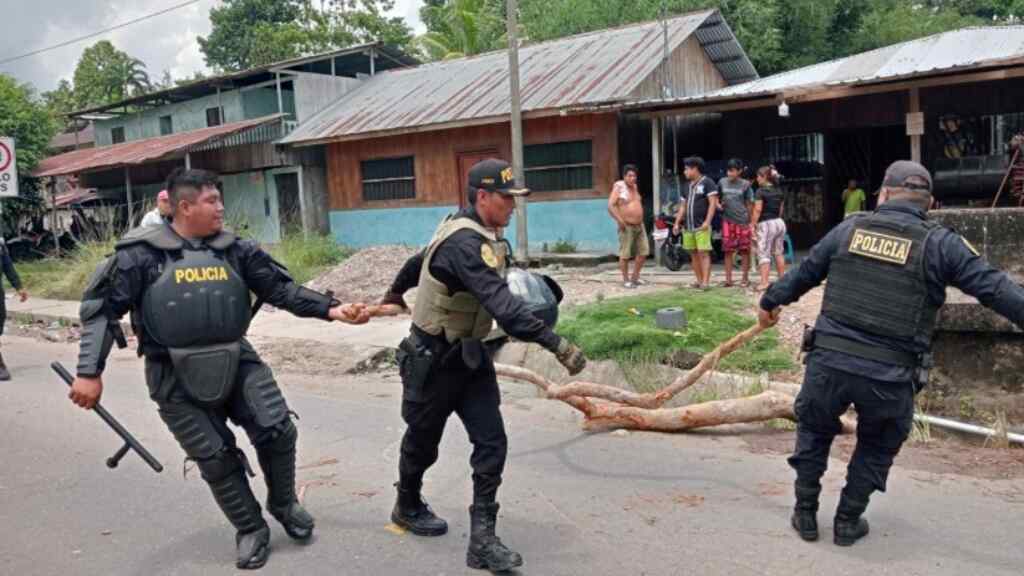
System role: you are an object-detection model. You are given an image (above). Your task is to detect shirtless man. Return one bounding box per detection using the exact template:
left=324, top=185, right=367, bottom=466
left=608, top=164, right=647, bottom=288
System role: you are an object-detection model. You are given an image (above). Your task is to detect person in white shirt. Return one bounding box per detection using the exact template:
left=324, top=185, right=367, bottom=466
left=140, top=189, right=171, bottom=227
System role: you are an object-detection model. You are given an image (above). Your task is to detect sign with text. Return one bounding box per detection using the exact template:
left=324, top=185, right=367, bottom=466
left=0, top=137, right=18, bottom=198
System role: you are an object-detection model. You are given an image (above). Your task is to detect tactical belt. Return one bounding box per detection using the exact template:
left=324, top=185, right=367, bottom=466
left=813, top=333, right=918, bottom=368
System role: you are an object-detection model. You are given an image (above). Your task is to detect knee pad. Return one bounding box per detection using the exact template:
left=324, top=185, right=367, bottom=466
left=197, top=448, right=244, bottom=484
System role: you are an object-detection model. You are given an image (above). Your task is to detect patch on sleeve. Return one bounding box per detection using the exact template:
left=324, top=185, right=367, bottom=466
left=961, top=236, right=980, bottom=256
left=480, top=243, right=498, bottom=268
left=848, top=228, right=912, bottom=265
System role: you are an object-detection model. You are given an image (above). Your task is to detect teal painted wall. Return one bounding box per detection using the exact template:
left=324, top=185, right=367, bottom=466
left=96, top=90, right=246, bottom=146
left=242, top=86, right=295, bottom=120
left=328, top=198, right=618, bottom=252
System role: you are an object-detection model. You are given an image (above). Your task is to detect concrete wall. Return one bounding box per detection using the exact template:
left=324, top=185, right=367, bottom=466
left=930, top=207, right=1024, bottom=276
left=328, top=197, right=618, bottom=252
left=221, top=169, right=282, bottom=245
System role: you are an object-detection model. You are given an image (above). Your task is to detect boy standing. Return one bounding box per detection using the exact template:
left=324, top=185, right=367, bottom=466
left=673, top=157, right=718, bottom=289
left=718, top=158, right=754, bottom=287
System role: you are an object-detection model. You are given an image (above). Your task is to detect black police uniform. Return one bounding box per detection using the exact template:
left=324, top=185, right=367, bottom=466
left=761, top=201, right=1024, bottom=542
left=0, top=238, right=23, bottom=379
left=76, top=223, right=337, bottom=569
left=387, top=207, right=561, bottom=504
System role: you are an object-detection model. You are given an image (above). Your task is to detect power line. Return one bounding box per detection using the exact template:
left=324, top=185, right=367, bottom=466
left=0, top=0, right=206, bottom=67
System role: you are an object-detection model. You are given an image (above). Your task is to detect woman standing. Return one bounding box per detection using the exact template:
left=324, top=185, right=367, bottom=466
left=751, top=166, right=787, bottom=291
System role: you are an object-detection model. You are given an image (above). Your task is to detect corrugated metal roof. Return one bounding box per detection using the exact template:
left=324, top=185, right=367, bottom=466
left=619, top=25, right=1024, bottom=111
left=282, top=9, right=755, bottom=145
left=49, top=125, right=95, bottom=150
left=34, top=114, right=284, bottom=178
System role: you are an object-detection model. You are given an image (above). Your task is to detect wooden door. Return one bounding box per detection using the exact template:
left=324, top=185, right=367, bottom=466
left=457, top=149, right=501, bottom=207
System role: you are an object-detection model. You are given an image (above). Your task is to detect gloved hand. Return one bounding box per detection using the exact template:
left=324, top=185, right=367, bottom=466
left=555, top=338, right=587, bottom=376
left=379, top=291, right=408, bottom=310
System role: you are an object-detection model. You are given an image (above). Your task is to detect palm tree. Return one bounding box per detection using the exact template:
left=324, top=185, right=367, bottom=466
left=115, top=57, right=152, bottom=99
left=417, top=0, right=505, bottom=60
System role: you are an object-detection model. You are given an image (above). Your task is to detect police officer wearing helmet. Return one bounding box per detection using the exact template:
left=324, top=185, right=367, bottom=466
left=67, top=168, right=370, bottom=570
left=380, top=158, right=586, bottom=573
left=758, top=160, right=1024, bottom=546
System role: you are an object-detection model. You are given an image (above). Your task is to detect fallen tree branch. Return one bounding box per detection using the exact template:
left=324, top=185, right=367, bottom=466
left=545, top=324, right=767, bottom=408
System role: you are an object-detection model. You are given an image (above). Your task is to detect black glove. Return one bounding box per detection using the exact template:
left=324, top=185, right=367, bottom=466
left=380, top=291, right=408, bottom=310
left=555, top=338, right=587, bottom=376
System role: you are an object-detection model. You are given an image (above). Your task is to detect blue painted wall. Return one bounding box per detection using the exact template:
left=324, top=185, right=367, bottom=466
left=328, top=198, right=618, bottom=252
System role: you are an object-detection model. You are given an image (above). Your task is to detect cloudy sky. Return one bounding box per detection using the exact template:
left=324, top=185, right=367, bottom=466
left=0, top=0, right=425, bottom=94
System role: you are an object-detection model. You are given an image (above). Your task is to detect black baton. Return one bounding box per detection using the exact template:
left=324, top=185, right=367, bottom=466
left=52, top=362, right=164, bottom=473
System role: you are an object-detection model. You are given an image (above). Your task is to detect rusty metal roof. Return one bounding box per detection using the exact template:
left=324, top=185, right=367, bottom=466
left=617, top=25, right=1024, bottom=112
left=282, top=9, right=755, bottom=145
left=34, top=115, right=284, bottom=178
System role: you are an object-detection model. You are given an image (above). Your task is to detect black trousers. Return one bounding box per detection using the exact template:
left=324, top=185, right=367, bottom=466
left=788, top=357, right=915, bottom=499
left=399, top=351, right=507, bottom=504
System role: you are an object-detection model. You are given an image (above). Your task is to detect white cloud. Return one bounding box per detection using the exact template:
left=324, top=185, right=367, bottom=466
left=1, top=0, right=425, bottom=93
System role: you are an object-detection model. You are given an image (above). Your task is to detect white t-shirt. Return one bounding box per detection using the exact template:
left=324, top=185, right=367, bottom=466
left=140, top=208, right=164, bottom=227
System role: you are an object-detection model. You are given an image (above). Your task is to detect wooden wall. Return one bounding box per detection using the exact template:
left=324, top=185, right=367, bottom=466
left=325, top=113, right=620, bottom=210
left=631, top=34, right=728, bottom=100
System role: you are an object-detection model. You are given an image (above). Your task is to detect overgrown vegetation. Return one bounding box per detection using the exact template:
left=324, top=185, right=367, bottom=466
left=268, top=232, right=352, bottom=285
left=557, top=289, right=795, bottom=376
left=548, top=238, right=579, bottom=254
left=17, top=232, right=350, bottom=300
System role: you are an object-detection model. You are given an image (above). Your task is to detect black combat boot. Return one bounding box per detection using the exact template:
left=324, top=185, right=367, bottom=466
left=208, top=470, right=271, bottom=569
left=791, top=482, right=821, bottom=542
left=467, top=503, right=523, bottom=573
left=235, top=525, right=271, bottom=570
left=391, top=481, right=448, bottom=536
left=0, top=351, right=11, bottom=381
left=257, top=422, right=315, bottom=541
left=833, top=489, right=870, bottom=547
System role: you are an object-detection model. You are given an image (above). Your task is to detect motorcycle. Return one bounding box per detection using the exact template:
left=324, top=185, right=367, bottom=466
left=652, top=201, right=724, bottom=271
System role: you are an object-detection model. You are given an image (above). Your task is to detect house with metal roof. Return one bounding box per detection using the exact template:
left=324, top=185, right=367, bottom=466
left=612, top=26, right=1024, bottom=248
left=36, top=43, right=417, bottom=244
left=281, top=9, right=755, bottom=251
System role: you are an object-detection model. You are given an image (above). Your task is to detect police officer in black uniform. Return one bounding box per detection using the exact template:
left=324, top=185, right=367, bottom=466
left=68, top=168, right=369, bottom=570
left=380, top=159, right=587, bottom=573
left=758, top=161, right=1024, bottom=546
left=0, top=237, right=28, bottom=380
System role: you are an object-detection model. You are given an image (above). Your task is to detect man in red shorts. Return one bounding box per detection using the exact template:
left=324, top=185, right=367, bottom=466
left=717, top=158, right=754, bottom=287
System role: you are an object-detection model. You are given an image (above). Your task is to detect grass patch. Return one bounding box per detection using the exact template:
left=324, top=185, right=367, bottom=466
left=18, top=232, right=350, bottom=301
left=556, top=289, right=795, bottom=377
left=268, top=232, right=352, bottom=285
left=548, top=238, right=579, bottom=254
left=17, top=240, right=117, bottom=300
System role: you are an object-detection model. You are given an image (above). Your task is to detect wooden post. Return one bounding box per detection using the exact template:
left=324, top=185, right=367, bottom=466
left=185, top=152, right=191, bottom=170
left=909, top=88, right=922, bottom=163
left=369, top=47, right=376, bottom=76
left=507, top=0, right=528, bottom=262
left=50, top=179, right=60, bottom=257
left=125, top=167, right=134, bottom=226
left=652, top=117, right=662, bottom=218
left=276, top=72, right=284, bottom=117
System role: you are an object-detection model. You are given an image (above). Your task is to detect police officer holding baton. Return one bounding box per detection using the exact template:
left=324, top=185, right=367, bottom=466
left=381, top=159, right=587, bottom=573
left=758, top=160, right=1024, bottom=546
left=68, top=168, right=369, bottom=569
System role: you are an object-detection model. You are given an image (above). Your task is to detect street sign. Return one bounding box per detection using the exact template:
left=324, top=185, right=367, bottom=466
left=0, top=137, right=18, bottom=198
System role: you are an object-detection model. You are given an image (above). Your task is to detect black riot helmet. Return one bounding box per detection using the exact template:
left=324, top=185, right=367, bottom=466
left=505, top=268, right=563, bottom=329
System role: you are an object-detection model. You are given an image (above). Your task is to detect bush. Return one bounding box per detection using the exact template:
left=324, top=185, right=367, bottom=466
left=18, top=239, right=116, bottom=300
left=549, top=238, right=578, bottom=254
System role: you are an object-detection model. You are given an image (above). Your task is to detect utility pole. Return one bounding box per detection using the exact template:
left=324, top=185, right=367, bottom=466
left=507, top=0, right=528, bottom=263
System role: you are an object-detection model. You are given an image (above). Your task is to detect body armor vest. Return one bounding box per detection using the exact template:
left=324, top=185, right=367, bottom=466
left=821, top=212, right=941, bottom=346
left=412, top=216, right=507, bottom=343
left=120, top=224, right=252, bottom=406
left=141, top=246, right=252, bottom=347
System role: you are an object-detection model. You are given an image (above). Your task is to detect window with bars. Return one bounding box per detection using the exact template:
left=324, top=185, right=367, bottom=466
left=111, top=127, right=125, bottom=144
left=361, top=156, right=416, bottom=201
left=524, top=140, right=594, bottom=192
left=765, top=133, right=824, bottom=163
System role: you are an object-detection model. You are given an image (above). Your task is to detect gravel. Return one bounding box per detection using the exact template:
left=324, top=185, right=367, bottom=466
left=305, top=245, right=419, bottom=304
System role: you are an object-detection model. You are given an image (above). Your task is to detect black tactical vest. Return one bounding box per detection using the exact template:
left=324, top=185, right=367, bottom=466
left=821, top=212, right=941, bottom=345
left=141, top=246, right=252, bottom=348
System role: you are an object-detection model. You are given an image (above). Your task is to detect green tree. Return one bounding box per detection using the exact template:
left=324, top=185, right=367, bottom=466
left=41, top=79, right=77, bottom=129
left=71, top=40, right=151, bottom=109
left=199, top=0, right=413, bottom=72
left=417, top=0, right=506, bottom=60
left=0, top=74, right=58, bottom=233
left=848, top=1, right=982, bottom=54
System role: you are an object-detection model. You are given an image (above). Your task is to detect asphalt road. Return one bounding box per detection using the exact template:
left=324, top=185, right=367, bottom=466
left=1, top=336, right=1020, bottom=576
